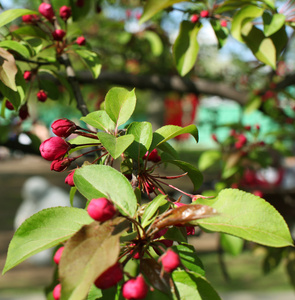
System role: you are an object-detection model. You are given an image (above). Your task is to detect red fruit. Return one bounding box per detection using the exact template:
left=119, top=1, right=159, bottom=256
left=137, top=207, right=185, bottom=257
left=39, top=3, right=55, bottom=20
left=53, top=246, right=65, bottom=265
left=51, top=118, right=77, bottom=138
left=76, top=36, right=86, bottom=46
left=59, top=6, right=72, bottom=21
left=5, top=100, right=14, bottom=110
left=52, top=29, right=66, bottom=41
left=23, top=70, right=32, bottom=81
left=65, top=170, right=75, bottom=186
left=19, top=103, right=29, bottom=120
left=190, top=14, right=199, bottom=23
left=50, top=158, right=73, bottom=172
left=22, top=14, right=39, bottom=23
left=39, top=136, right=71, bottom=161
left=87, top=198, right=116, bottom=222
left=220, top=20, right=227, bottom=27
left=94, top=262, right=123, bottom=289
left=53, top=283, right=61, bottom=300
left=37, top=90, right=47, bottom=102
left=159, top=249, right=180, bottom=273
left=122, top=275, right=149, bottom=300
left=200, top=10, right=209, bottom=18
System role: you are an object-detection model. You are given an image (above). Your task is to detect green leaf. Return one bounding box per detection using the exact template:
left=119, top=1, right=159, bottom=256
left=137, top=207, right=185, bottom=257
left=173, top=270, right=221, bottom=300
left=151, top=125, right=198, bottom=150
left=242, top=23, right=276, bottom=69
left=68, top=136, right=100, bottom=154
left=74, top=165, right=137, bottom=217
left=210, top=19, right=229, bottom=48
left=141, top=194, right=168, bottom=228
left=220, top=233, right=244, bottom=256
left=162, top=159, right=203, bottom=191
left=0, top=47, right=17, bottom=91
left=0, top=9, right=38, bottom=28
left=198, top=150, right=222, bottom=172
left=158, top=141, right=179, bottom=160
left=141, top=31, right=163, bottom=56
left=2, top=207, right=93, bottom=274
left=244, top=94, right=262, bottom=113
left=172, top=244, right=205, bottom=276
left=173, top=21, right=202, bottom=76
left=70, top=0, right=92, bottom=21
left=0, top=41, right=31, bottom=58
left=74, top=49, right=101, bottom=79
left=105, top=87, right=136, bottom=128
left=13, top=25, right=49, bottom=39
left=263, top=12, right=285, bottom=37
left=97, top=132, right=134, bottom=159
left=87, top=285, right=102, bottom=300
left=231, top=5, right=264, bottom=42
left=140, top=0, right=186, bottom=23
left=197, top=189, right=294, bottom=247
left=60, top=218, right=127, bottom=300
left=81, top=110, right=115, bottom=133
left=126, top=121, right=153, bottom=160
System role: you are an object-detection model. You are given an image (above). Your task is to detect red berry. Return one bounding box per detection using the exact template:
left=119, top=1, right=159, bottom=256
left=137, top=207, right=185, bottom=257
left=37, top=90, right=47, bottom=102
left=94, top=262, right=123, bottom=289
left=87, top=198, right=116, bottom=222
left=22, top=14, right=39, bottom=23
left=200, top=10, right=209, bottom=18
left=50, top=158, right=73, bottom=172
left=53, top=246, right=65, bottom=265
left=51, top=118, right=77, bottom=138
left=39, top=3, right=55, bottom=20
left=23, top=70, right=32, bottom=81
left=159, top=249, right=180, bottom=273
left=5, top=100, right=14, bottom=110
left=53, top=283, right=61, bottom=300
left=65, top=170, right=75, bottom=186
left=39, top=136, right=71, bottom=161
left=52, top=29, right=66, bottom=41
left=220, top=20, right=227, bottom=27
left=190, top=14, right=199, bottom=23
left=76, top=36, right=86, bottom=46
left=59, top=6, right=72, bottom=21
left=122, top=275, right=149, bottom=300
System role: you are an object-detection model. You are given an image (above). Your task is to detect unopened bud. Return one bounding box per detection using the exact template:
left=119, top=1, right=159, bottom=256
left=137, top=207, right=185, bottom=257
left=52, top=29, right=66, bottom=41
left=39, top=137, right=71, bottom=161
left=87, top=198, right=116, bottom=222
left=50, top=158, right=73, bottom=172
left=53, top=246, right=64, bottom=265
left=59, top=6, right=71, bottom=21
left=122, top=275, right=149, bottom=300
left=39, top=3, right=55, bottom=20
left=65, top=170, right=75, bottom=186
left=76, top=36, right=86, bottom=46
left=51, top=118, right=77, bottom=138
left=159, top=249, right=180, bottom=273
left=52, top=283, right=61, bottom=300
left=94, top=262, right=123, bottom=289
left=37, top=90, right=47, bottom=102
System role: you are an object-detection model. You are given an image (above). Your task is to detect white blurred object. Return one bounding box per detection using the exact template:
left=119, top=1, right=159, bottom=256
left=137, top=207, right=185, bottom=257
left=14, top=176, right=82, bottom=265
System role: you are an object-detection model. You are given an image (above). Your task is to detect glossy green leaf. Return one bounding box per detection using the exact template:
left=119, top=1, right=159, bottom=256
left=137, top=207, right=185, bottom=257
left=140, top=0, right=186, bottom=23
left=242, top=23, right=276, bottom=69
left=105, top=87, right=136, bottom=128
left=141, top=194, right=168, bottom=228
left=141, top=31, right=163, bottom=56
left=27, top=38, right=43, bottom=55
left=0, top=9, right=38, bottom=28
left=87, top=285, right=102, bottom=300
left=81, top=110, right=115, bottom=133
left=2, top=207, right=93, bottom=274
left=126, top=121, right=153, bottom=159
left=220, top=233, right=244, bottom=256
left=173, top=270, right=221, bottom=300
left=74, top=165, right=137, bottom=217
left=198, top=150, right=222, bottom=172
left=263, top=12, right=285, bottom=37
left=162, top=159, right=203, bottom=191
left=68, top=136, right=100, bottom=154
left=172, top=244, right=205, bottom=276
left=197, top=189, right=294, bottom=247
left=74, top=49, right=101, bottom=79
left=231, top=5, right=264, bottom=42
left=60, top=218, right=127, bottom=300
left=173, top=21, right=202, bottom=76
left=158, top=141, right=179, bottom=160
left=97, top=132, right=134, bottom=159
left=0, top=47, right=17, bottom=91
left=0, top=41, right=31, bottom=58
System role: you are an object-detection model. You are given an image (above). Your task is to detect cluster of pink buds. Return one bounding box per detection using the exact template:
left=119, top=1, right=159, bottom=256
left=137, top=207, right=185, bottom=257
left=39, top=3, right=55, bottom=21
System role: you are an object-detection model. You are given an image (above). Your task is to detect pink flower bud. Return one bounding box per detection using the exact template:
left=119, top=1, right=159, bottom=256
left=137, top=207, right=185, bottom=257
left=5, top=100, right=14, bottom=110
left=22, top=14, right=39, bottom=23
left=76, top=36, right=86, bottom=46
left=53, top=246, right=64, bottom=265
left=59, top=6, right=72, bottom=21
left=200, top=10, right=209, bottom=18
left=94, top=262, right=123, bottom=289
left=19, top=103, right=29, bottom=120
left=50, top=158, right=73, bottom=172
left=159, top=249, right=180, bottom=273
left=52, top=29, right=66, bottom=41
left=65, top=170, right=75, bottom=186
left=87, top=198, right=116, bottom=222
left=23, top=70, right=32, bottom=81
left=52, top=283, right=61, bottom=300
left=143, top=149, right=161, bottom=163
left=37, top=90, right=47, bottom=102
left=39, top=3, right=55, bottom=20
left=153, top=228, right=168, bottom=239
left=190, top=14, right=199, bottom=23
left=40, top=137, right=71, bottom=161
left=220, top=20, right=227, bottom=27
left=122, top=275, right=149, bottom=300
left=51, top=118, right=77, bottom=138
